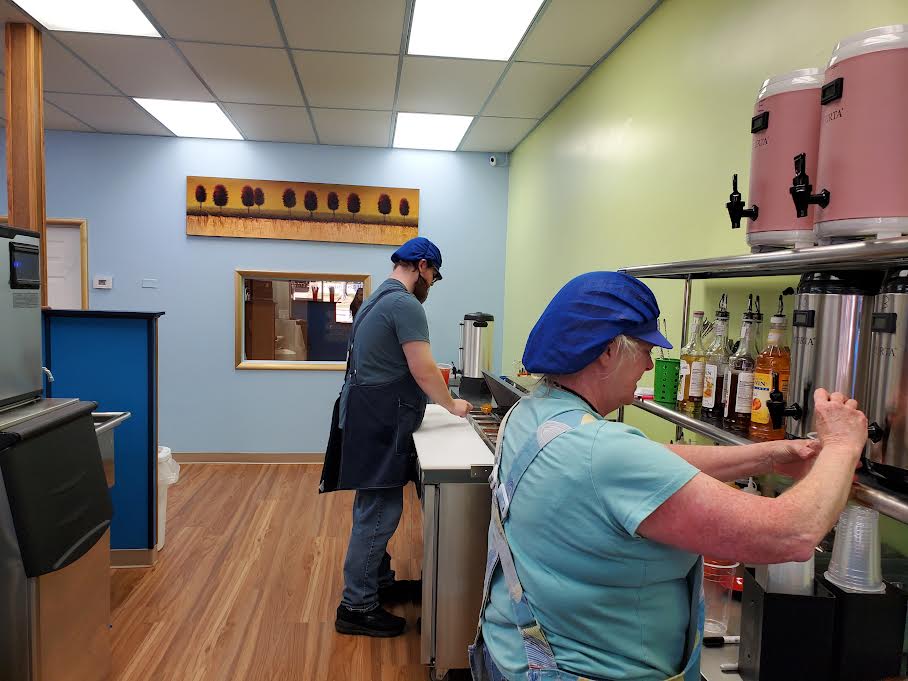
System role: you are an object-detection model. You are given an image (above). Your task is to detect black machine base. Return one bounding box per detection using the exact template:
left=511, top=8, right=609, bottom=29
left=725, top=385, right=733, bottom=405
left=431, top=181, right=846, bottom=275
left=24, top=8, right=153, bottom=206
left=739, top=568, right=836, bottom=681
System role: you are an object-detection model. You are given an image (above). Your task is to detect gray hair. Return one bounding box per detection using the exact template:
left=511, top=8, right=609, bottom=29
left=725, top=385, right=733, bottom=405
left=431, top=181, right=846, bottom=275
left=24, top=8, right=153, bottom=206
left=534, top=334, right=645, bottom=394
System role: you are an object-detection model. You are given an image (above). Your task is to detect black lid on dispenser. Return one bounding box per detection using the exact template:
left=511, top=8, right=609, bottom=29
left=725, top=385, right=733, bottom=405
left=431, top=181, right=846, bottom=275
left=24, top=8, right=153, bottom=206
left=881, top=269, right=908, bottom=295
left=797, top=271, right=884, bottom=296
left=464, top=312, right=494, bottom=322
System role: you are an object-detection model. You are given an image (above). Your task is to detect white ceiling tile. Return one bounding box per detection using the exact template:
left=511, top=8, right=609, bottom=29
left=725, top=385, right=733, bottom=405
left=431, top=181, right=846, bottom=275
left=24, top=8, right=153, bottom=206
left=142, top=0, right=283, bottom=47
left=43, top=37, right=119, bottom=95
left=293, top=52, right=397, bottom=110
left=276, top=0, right=405, bottom=53
left=311, top=108, right=391, bottom=147
left=178, top=42, right=302, bottom=105
left=517, top=0, right=654, bottom=66
left=57, top=34, right=212, bottom=100
left=460, top=116, right=537, bottom=152
left=397, top=57, right=505, bottom=115
left=222, top=103, right=315, bottom=143
left=44, top=100, right=93, bottom=131
left=44, top=93, right=172, bottom=135
left=483, top=62, right=586, bottom=118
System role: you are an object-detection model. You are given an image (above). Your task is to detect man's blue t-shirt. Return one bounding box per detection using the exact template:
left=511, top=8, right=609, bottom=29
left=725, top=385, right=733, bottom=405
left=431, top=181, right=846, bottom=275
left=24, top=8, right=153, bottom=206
left=340, top=279, right=429, bottom=423
left=482, top=388, right=700, bottom=680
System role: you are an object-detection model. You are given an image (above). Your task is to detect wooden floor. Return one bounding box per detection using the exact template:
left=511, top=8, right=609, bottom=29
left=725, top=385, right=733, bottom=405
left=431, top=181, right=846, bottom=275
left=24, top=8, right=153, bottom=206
left=110, top=465, right=429, bottom=681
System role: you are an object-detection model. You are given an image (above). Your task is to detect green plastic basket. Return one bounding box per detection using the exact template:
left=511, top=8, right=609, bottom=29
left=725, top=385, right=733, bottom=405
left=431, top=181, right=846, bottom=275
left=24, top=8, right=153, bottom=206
left=654, top=358, right=681, bottom=405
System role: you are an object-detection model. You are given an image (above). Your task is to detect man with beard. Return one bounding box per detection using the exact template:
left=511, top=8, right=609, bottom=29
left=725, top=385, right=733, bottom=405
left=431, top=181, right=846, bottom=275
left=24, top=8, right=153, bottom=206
left=324, top=237, right=472, bottom=638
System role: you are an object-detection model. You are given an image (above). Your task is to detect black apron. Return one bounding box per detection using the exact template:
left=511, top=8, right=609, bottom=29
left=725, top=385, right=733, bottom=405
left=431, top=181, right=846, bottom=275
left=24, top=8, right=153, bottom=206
left=319, top=286, right=427, bottom=493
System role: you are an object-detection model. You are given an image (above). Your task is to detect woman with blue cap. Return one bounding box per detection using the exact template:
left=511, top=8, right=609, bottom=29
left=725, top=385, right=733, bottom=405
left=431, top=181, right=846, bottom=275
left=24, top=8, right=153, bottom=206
left=470, top=271, right=869, bottom=681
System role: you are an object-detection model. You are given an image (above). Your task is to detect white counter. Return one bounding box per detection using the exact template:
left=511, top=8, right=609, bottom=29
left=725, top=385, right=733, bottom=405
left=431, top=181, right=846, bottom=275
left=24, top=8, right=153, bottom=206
left=414, top=405, right=494, bottom=484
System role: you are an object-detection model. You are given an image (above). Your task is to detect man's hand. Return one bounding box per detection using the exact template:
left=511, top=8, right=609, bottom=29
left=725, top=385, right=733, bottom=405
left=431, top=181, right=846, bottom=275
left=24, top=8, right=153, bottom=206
left=450, top=399, right=472, bottom=418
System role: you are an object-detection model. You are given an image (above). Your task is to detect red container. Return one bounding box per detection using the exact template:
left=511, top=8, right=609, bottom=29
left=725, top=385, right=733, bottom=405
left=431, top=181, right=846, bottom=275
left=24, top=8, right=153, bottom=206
left=747, top=69, right=823, bottom=251
left=815, top=25, right=908, bottom=241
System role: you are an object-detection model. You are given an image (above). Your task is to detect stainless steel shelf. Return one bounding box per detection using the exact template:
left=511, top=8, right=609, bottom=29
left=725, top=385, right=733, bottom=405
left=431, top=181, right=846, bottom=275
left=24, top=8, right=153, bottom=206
left=620, top=237, right=908, bottom=279
left=629, top=399, right=908, bottom=525
left=632, top=398, right=752, bottom=445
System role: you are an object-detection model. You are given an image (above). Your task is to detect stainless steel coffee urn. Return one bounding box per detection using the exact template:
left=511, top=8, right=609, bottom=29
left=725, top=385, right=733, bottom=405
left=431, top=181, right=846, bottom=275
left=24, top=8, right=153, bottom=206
left=865, top=269, right=908, bottom=489
left=459, top=312, right=494, bottom=394
left=773, top=272, right=882, bottom=438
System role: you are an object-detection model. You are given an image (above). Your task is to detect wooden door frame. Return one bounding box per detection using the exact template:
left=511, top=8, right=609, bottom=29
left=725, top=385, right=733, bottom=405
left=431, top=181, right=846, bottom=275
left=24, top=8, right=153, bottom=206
left=3, top=215, right=89, bottom=309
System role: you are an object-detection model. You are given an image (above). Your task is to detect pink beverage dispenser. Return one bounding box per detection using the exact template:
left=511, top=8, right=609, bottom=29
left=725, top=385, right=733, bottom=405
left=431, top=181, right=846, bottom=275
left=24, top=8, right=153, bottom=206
left=808, top=25, right=908, bottom=241
left=727, top=69, right=823, bottom=252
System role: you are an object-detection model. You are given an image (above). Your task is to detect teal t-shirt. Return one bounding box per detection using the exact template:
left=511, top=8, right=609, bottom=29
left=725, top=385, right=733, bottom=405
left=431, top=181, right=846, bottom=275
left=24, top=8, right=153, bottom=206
left=481, top=388, right=700, bottom=681
left=339, top=279, right=429, bottom=424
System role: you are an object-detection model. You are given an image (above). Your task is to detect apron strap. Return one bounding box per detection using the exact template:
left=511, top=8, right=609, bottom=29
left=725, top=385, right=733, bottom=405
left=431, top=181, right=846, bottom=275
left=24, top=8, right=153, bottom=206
left=345, top=285, right=401, bottom=381
left=476, top=405, right=590, bottom=672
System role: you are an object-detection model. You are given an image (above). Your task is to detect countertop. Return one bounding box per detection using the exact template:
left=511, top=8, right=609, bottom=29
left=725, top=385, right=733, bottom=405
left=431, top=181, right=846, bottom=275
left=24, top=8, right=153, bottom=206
left=700, top=599, right=742, bottom=681
left=413, top=404, right=494, bottom=485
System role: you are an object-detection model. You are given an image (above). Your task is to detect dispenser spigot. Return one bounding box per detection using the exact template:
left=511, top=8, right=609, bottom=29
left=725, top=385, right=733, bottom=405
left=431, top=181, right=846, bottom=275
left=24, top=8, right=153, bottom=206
left=868, top=422, right=884, bottom=444
left=767, top=373, right=802, bottom=430
left=789, top=153, right=830, bottom=218
left=726, top=173, right=758, bottom=229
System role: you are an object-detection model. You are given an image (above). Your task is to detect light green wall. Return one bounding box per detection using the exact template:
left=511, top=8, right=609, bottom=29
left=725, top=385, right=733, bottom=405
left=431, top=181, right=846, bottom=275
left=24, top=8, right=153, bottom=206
left=503, top=0, right=906, bottom=409
left=502, top=0, right=908, bottom=538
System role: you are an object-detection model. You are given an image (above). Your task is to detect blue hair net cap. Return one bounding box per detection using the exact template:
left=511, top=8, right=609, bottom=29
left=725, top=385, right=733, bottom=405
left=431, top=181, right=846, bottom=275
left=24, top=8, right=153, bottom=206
left=522, top=271, right=672, bottom=375
left=391, top=237, right=443, bottom=279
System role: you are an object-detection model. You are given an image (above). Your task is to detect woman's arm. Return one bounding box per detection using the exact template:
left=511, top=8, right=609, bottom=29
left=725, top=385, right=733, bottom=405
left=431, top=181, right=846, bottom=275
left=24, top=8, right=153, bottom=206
left=637, top=391, right=867, bottom=564
left=667, top=440, right=819, bottom=483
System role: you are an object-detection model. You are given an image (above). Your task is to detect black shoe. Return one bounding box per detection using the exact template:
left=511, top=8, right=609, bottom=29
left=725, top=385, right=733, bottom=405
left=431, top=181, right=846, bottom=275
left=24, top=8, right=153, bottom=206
left=379, top=579, right=422, bottom=605
left=335, top=605, right=406, bottom=637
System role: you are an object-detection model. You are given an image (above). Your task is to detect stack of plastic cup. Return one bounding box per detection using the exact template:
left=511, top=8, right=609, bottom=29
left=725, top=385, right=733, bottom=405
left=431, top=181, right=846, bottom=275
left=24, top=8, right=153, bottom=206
left=766, top=554, right=815, bottom=596
left=654, top=358, right=681, bottom=405
left=824, top=504, right=886, bottom=594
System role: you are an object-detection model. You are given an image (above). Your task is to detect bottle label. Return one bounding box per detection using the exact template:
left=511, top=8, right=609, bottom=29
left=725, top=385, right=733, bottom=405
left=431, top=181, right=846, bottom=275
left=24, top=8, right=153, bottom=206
left=734, top=372, right=755, bottom=414
left=677, top=360, right=690, bottom=401
left=751, top=371, right=789, bottom=425
left=723, top=368, right=732, bottom=417
left=768, top=329, right=784, bottom=346
left=703, top=364, right=718, bottom=408
left=689, top=360, right=705, bottom=398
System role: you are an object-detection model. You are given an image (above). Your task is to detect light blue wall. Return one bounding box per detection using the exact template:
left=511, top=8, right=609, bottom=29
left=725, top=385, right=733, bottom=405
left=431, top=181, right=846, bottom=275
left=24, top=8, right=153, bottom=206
left=19, top=132, right=508, bottom=453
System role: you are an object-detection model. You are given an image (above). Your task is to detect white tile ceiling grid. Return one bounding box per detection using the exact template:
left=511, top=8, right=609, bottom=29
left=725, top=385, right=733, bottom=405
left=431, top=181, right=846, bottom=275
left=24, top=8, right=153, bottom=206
left=0, top=0, right=662, bottom=152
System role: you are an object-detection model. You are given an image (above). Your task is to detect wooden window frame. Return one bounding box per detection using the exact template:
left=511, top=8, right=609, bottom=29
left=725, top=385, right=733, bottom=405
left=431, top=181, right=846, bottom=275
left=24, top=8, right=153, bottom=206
left=234, top=269, right=372, bottom=371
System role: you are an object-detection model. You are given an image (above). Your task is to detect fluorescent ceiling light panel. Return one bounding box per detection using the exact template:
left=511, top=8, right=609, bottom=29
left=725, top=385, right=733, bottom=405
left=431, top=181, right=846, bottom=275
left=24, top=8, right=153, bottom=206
left=134, top=99, right=243, bottom=140
left=12, top=0, right=160, bottom=37
left=408, top=0, right=544, bottom=61
left=393, top=112, right=473, bottom=151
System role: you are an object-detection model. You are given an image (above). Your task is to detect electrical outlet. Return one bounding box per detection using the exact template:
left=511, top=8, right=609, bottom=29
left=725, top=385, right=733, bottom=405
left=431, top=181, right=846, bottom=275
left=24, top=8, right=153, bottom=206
left=93, top=275, right=113, bottom=289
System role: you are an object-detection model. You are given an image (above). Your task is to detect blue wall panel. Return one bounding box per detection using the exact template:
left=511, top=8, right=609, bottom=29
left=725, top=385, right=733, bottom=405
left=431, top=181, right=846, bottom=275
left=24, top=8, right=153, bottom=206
left=45, top=314, right=157, bottom=550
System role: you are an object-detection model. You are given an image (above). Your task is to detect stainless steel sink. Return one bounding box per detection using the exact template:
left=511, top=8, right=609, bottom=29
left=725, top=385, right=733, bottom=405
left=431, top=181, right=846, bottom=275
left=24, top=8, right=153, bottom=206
left=92, top=412, right=130, bottom=487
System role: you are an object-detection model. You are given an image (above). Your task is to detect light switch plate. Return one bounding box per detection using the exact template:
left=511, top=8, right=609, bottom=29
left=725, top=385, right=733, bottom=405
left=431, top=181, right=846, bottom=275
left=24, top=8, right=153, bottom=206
left=142, top=278, right=159, bottom=289
left=93, top=275, right=113, bottom=289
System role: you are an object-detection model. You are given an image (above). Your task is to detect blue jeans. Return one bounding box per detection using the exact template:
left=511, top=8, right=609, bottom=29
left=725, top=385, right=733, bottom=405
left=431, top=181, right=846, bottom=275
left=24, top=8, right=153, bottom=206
left=341, top=486, right=403, bottom=611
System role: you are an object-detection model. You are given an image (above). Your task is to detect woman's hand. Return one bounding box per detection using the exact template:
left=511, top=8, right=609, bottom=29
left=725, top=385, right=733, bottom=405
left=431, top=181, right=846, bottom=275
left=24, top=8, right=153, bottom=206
left=813, top=388, right=868, bottom=466
left=767, top=438, right=821, bottom=479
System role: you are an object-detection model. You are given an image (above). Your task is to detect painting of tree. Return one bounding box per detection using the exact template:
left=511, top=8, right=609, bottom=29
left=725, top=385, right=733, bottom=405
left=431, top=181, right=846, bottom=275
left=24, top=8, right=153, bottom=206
left=213, top=184, right=228, bottom=213
left=327, top=191, right=339, bottom=217
left=283, top=188, right=297, bottom=216
left=241, top=185, right=255, bottom=214
left=377, top=193, right=392, bottom=222
left=195, top=184, right=207, bottom=210
left=399, top=197, right=410, bottom=217
left=347, top=192, right=361, bottom=222
left=254, top=187, right=265, bottom=212
left=304, top=190, right=318, bottom=218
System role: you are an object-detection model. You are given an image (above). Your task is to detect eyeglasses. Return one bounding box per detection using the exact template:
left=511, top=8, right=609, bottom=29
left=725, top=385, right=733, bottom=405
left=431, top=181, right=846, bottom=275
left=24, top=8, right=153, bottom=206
left=430, top=267, right=441, bottom=284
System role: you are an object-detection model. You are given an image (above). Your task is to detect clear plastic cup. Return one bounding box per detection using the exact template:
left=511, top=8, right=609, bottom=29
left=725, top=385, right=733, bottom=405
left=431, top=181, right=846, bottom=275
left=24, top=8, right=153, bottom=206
left=824, top=504, right=886, bottom=594
left=437, top=363, right=452, bottom=386
left=704, top=560, right=739, bottom=635
left=766, top=554, right=815, bottom=596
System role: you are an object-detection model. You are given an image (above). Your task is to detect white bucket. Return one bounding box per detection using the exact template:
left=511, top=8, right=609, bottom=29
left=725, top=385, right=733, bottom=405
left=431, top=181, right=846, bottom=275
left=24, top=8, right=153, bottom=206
left=156, top=446, right=180, bottom=551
